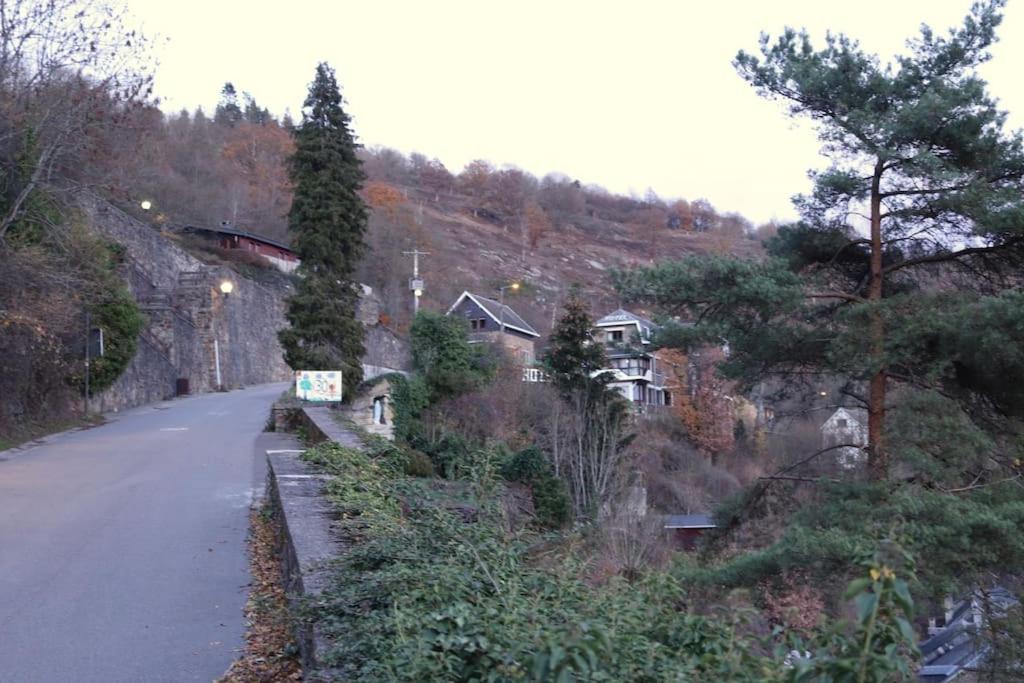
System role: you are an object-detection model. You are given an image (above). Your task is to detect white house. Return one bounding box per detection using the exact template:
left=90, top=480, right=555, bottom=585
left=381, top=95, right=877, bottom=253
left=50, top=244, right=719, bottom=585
left=593, top=309, right=671, bottom=409
left=820, top=407, right=868, bottom=469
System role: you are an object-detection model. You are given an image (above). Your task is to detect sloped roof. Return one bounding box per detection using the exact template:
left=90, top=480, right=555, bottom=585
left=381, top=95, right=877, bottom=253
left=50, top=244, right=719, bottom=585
left=821, top=407, right=868, bottom=431
left=446, top=291, right=540, bottom=338
left=595, top=308, right=655, bottom=330
left=664, top=514, right=716, bottom=529
left=182, top=224, right=294, bottom=254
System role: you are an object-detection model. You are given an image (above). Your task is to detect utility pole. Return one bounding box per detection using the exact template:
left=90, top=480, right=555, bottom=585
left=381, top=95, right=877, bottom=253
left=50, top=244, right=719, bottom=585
left=403, top=248, right=429, bottom=315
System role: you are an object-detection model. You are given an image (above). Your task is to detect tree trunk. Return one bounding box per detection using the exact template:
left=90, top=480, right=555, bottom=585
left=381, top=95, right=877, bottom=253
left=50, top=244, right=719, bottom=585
left=867, top=159, right=887, bottom=481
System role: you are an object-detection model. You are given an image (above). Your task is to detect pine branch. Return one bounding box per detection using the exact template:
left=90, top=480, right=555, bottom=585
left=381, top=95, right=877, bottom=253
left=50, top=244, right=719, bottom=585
left=882, top=238, right=1024, bottom=276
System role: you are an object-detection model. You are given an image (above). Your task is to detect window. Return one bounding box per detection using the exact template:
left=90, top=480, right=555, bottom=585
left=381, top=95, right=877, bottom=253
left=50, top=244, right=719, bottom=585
left=609, top=330, right=623, bottom=342
left=470, top=318, right=487, bottom=331
left=837, top=419, right=847, bottom=428
left=664, top=391, right=672, bottom=407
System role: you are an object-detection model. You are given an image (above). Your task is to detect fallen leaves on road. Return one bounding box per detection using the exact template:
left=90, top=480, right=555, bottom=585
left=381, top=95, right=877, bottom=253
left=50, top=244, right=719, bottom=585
left=216, top=504, right=302, bottom=682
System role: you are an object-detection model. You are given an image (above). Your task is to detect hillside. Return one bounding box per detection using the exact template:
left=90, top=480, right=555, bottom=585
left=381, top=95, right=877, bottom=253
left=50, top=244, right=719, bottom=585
left=355, top=182, right=765, bottom=336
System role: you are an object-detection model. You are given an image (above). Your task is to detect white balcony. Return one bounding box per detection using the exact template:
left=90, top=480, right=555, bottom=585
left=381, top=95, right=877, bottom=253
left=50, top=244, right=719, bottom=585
left=522, top=367, right=548, bottom=383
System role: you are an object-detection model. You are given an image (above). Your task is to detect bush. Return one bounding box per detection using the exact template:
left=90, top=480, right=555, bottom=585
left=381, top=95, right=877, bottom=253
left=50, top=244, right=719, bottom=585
left=404, top=449, right=435, bottom=477
left=87, top=284, right=144, bottom=392
left=501, top=446, right=571, bottom=529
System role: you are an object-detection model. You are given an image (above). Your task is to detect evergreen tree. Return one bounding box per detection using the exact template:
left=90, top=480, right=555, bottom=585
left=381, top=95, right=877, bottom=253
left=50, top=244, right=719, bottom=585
left=543, top=286, right=608, bottom=396
left=543, top=289, right=631, bottom=518
left=409, top=310, right=489, bottom=400
left=243, top=93, right=271, bottom=125
left=279, top=63, right=368, bottom=398
left=614, top=0, right=1024, bottom=592
left=213, top=82, right=243, bottom=126
left=619, top=0, right=1024, bottom=481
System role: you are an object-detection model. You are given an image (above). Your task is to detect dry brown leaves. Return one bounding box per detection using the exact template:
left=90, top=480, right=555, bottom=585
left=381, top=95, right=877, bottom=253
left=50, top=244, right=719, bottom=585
left=217, top=505, right=302, bottom=683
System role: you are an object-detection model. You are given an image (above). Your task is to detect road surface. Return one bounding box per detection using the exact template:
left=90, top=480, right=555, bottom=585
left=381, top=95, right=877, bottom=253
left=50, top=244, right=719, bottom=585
left=0, top=383, right=288, bottom=682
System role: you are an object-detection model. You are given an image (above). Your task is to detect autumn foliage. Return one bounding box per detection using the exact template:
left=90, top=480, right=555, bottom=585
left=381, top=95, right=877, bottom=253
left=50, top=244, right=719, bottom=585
left=659, top=348, right=735, bottom=457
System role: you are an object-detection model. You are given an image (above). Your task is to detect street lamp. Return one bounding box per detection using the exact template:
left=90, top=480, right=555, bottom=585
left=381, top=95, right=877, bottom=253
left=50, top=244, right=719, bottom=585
left=140, top=200, right=152, bottom=211
left=214, top=280, right=235, bottom=390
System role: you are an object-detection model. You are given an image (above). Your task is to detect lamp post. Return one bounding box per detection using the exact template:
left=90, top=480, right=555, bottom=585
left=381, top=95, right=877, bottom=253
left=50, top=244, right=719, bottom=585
left=214, top=279, right=234, bottom=390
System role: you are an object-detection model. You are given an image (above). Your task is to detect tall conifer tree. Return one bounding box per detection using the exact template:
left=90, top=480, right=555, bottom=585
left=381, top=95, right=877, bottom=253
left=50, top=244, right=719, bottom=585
left=618, top=0, right=1024, bottom=482
left=279, top=63, right=367, bottom=397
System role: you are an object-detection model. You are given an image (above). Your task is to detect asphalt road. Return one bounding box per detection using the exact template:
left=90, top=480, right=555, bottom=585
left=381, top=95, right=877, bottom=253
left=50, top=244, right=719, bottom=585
left=0, top=383, right=288, bottom=683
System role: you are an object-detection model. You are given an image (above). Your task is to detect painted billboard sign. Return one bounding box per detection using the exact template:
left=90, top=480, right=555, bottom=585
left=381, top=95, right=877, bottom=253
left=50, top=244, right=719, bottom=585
left=295, top=371, right=342, bottom=402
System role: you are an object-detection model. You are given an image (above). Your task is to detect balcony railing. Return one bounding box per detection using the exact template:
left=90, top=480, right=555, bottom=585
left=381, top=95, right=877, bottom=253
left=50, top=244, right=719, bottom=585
left=522, top=366, right=548, bottom=383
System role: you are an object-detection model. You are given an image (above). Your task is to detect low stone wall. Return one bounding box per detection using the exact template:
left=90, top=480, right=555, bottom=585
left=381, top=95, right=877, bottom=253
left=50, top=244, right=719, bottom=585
left=265, top=407, right=366, bottom=677
left=266, top=447, right=338, bottom=674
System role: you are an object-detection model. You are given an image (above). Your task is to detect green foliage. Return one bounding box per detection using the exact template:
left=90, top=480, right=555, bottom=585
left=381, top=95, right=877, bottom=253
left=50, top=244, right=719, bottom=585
left=697, top=481, right=1024, bottom=600
left=301, top=439, right=932, bottom=681
left=410, top=310, right=492, bottom=401
left=428, top=432, right=472, bottom=479
left=389, top=374, right=431, bottom=445
left=613, top=255, right=805, bottom=389
left=501, top=446, right=571, bottom=529
left=301, top=441, right=771, bottom=681
left=542, top=286, right=607, bottom=395
left=542, top=290, right=634, bottom=519
left=617, top=0, right=1024, bottom=598
left=403, top=449, right=435, bottom=477
left=781, top=545, right=919, bottom=682
left=87, top=286, right=144, bottom=392
left=765, top=222, right=867, bottom=275
left=64, top=232, right=145, bottom=393
left=279, top=63, right=367, bottom=398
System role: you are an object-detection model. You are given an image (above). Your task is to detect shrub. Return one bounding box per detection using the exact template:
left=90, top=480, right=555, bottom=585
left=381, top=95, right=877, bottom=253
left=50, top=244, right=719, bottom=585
left=500, top=445, right=571, bottom=529
left=404, top=449, right=435, bottom=477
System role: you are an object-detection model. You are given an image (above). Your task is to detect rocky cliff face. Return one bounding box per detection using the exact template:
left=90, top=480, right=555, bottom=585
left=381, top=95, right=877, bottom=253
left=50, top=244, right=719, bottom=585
left=78, top=196, right=412, bottom=413
left=79, top=197, right=292, bottom=411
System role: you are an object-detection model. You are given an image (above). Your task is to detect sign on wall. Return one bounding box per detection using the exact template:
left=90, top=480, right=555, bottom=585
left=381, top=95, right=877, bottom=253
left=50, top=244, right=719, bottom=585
left=295, top=371, right=342, bottom=402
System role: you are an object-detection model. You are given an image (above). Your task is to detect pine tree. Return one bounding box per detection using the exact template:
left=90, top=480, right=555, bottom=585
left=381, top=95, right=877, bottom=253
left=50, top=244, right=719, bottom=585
left=543, top=286, right=607, bottom=396
left=619, top=0, right=1024, bottom=481
left=279, top=63, right=368, bottom=398
left=213, top=82, right=243, bottom=127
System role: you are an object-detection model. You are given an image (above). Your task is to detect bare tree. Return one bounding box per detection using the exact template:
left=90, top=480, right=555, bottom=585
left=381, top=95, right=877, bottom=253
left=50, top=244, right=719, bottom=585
left=0, top=0, right=154, bottom=241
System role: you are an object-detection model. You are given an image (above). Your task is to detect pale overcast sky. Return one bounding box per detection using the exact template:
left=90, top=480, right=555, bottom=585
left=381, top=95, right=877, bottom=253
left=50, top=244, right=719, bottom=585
left=131, top=0, right=1024, bottom=226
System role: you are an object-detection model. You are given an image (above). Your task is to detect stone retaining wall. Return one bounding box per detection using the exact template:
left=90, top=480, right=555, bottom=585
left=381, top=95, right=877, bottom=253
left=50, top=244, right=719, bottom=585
left=265, top=406, right=365, bottom=677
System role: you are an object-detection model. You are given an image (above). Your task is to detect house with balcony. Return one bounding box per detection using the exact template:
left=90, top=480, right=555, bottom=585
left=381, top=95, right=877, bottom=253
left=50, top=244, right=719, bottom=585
left=594, top=309, right=671, bottom=408
left=446, top=291, right=540, bottom=368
